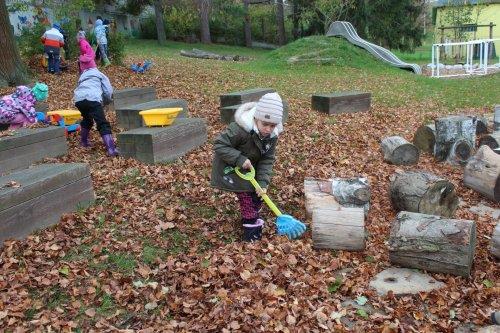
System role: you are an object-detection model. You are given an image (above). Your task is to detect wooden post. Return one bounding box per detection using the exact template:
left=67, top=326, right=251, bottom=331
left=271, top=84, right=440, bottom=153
left=389, top=211, right=476, bottom=277
left=489, top=22, right=494, bottom=39
left=380, top=136, right=419, bottom=165
left=463, top=145, right=500, bottom=202
left=390, top=170, right=459, bottom=218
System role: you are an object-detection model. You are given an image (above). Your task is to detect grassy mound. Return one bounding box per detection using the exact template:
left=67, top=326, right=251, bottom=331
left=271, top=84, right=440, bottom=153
left=266, top=35, right=390, bottom=70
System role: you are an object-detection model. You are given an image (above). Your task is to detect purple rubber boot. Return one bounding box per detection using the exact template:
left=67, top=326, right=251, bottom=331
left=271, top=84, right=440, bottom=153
left=243, top=218, right=264, bottom=242
left=101, top=134, right=119, bottom=156
left=80, top=127, right=91, bottom=147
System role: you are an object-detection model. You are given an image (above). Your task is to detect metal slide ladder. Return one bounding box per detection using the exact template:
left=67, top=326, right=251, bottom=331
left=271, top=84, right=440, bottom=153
left=326, top=21, right=422, bottom=75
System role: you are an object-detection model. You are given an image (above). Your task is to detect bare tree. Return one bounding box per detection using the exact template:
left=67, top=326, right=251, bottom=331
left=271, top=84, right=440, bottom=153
left=0, top=0, right=29, bottom=87
left=276, top=0, right=286, bottom=45
left=198, top=0, right=212, bottom=43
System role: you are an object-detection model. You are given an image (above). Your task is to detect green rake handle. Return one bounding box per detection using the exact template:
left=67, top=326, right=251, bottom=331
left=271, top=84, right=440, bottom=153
left=234, top=167, right=282, bottom=217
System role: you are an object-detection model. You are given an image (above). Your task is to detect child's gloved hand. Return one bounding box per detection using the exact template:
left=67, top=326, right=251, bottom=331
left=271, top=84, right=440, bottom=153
left=242, top=159, right=253, bottom=170
left=256, top=187, right=267, bottom=198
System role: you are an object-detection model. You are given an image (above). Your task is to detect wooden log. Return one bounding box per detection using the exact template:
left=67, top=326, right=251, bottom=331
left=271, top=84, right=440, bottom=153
left=446, top=138, right=474, bottom=165
left=111, top=87, right=157, bottom=112
left=388, top=211, right=476, bottom=277
left=311, top=91, right=371, bottom=115
left=491, top=223, right=500, bottom=260
left=304, top=177, right=370, bottom=217
left=475, top=116, right=489, bottom=134
left=390, top=170, right=458, bottom=217
left=413, top=124, right=435, bottom=153
left=479, top=131, right=500, bottom=150
left=312, top=207, right=365, bottom=250
left=463, top=145, right=500, bottom=202
left=381, top=136, right=419, bottom=165
left=434, top=115, right=476, bottom=162
left=494, top=105, right=500, bottom=131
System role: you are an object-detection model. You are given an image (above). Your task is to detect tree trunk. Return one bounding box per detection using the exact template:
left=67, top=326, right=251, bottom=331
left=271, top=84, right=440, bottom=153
left=199, top=0, right=212, bottom=44
left=0, top=0, right=29, bottom=87
left=413, top=123, right=435, bottom=154
left=388, top=211, right=476, bottom=277
left=434, top=115, right=476, bottom=163
left=312, top=207, right=365, bottom=251
left=381, top=136, right=419, bottom=165
left=463, top=145, right=500, bottom=202
left=447, top=138, right=474, bottom=165
left=243, top=0, right=252, bottom=47
left=292, top=0, right=300, bottom=39
left=491, top=222, right=500, bottom=260
left=390, top=170, right=458, bottom=218
left=479, top=132, right=500, bottom=150
left=153, top=0, right=167, bottom=46
left=276, top=0, right=286, bottom=45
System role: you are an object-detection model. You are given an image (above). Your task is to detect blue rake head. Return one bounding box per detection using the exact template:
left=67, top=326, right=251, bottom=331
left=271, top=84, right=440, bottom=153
left=276, top=214, right=307, bottom=240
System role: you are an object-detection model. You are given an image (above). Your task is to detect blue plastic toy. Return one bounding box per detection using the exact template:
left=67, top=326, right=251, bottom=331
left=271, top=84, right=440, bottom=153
left=130, top=60, right=153, bottom=73
left=235, top=166, right=307, bottom=240
left=46, top=113, right=80, bottom=136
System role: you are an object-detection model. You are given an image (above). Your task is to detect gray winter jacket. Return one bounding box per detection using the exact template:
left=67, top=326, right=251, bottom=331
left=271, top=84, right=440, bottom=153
left=73, top=68, right=113, bottom=104
left=211, top=102, right=283, bottom=192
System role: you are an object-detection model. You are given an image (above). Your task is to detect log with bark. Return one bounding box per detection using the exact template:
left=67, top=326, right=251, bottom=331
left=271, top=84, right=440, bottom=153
left=491, top=223, right=500, bottom=260
left=381, top=136, right=419, bottom=165
left=413, top=124, right=435, bottom=154
left=463, top=145, right=500, bottom=202
left=305, top=177, right=369, bottom=250
left=388, top=211, right=476, bottom=277
left=446, top=138, right=474, bottom=165
left=479, top=132, right=500, bottom=150
left=434, top=115, right=476, bottom=162
left=390, top=170, right=459, bottom=217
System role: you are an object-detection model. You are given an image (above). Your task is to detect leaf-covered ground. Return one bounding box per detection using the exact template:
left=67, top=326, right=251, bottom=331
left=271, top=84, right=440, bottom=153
left=0, top=40, right=499, bottom=332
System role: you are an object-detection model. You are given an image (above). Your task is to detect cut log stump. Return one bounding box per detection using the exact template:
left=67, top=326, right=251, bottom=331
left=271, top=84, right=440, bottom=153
left=463, top=145, right=500, bottom=202
left=389, top=211, right=476, bottom=277
left=381, top=136, right=419, bottom=165
left=390, top=170, right=458, bottom=217
left=305, top=178, right=368, bottom=250
left=479, top=132, right=500, bottom=150
left=435, top=115, right=476, bottom=163
left=413, top=124, right=435, bottom=153
left=491, top=223, right=500, bottom=260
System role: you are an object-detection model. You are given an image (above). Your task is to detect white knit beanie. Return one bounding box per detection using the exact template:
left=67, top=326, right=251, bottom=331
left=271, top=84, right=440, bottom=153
left=254, top=92, right=283, bottom=124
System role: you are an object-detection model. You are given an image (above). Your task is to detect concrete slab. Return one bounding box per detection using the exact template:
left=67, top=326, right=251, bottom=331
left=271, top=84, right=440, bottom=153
left=369, top=268, right=444, bottom=296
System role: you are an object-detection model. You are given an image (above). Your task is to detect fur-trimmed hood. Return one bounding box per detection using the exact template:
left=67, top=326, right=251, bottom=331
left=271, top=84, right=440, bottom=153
left=234, top=102, right=283, bottom=138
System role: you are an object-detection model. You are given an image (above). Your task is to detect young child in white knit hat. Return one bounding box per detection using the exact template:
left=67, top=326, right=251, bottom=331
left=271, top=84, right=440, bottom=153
left=211, top=92, right=284, bottom=241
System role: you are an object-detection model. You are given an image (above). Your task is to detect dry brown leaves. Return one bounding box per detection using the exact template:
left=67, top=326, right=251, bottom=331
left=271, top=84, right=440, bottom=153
left=0, top=54, right=498, bottom=332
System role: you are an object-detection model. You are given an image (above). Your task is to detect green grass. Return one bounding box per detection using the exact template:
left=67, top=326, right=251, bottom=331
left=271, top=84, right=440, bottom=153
left=142, top=244, right=166, bottom=265
left=107, top=252, right=137, bottom=275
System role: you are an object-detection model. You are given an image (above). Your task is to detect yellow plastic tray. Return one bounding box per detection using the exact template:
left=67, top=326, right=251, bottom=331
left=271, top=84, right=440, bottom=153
left=139, top=108, right=183, bottom=127
left=47, top=109, right=82, bottom=125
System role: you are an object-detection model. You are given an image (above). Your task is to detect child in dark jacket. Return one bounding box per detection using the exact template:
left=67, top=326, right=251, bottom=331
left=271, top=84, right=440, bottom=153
left=211, top=93, right=284, bottom=241
left=74, top=48, right=117, bottom=156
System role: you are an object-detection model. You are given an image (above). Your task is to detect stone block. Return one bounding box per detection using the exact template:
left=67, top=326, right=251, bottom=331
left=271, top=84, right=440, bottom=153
left=219, top=101, right=289, bottom=124
left=0, top=163, right=95, bottom=245
left=219, top=88, right=275, bottom=108
left=0, top=127, right=68, bottom=174
left=312, top=91, right=371, bottom=115
left=117, top=118, right=207, bottom=164
left=116, top=99, right=189, bottom=130
left=111, top=87, right=157, bottom=111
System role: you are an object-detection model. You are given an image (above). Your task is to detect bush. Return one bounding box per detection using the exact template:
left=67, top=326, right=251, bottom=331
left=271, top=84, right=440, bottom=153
left=165, top=6, right=199, bottom=41
left=211, top=2, right=245, bottom=45
left=60, top=22, right=78, bottom=60
left=108, top=31, right=125, bottom=65
left=17, top=22, right=46, bottom=59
